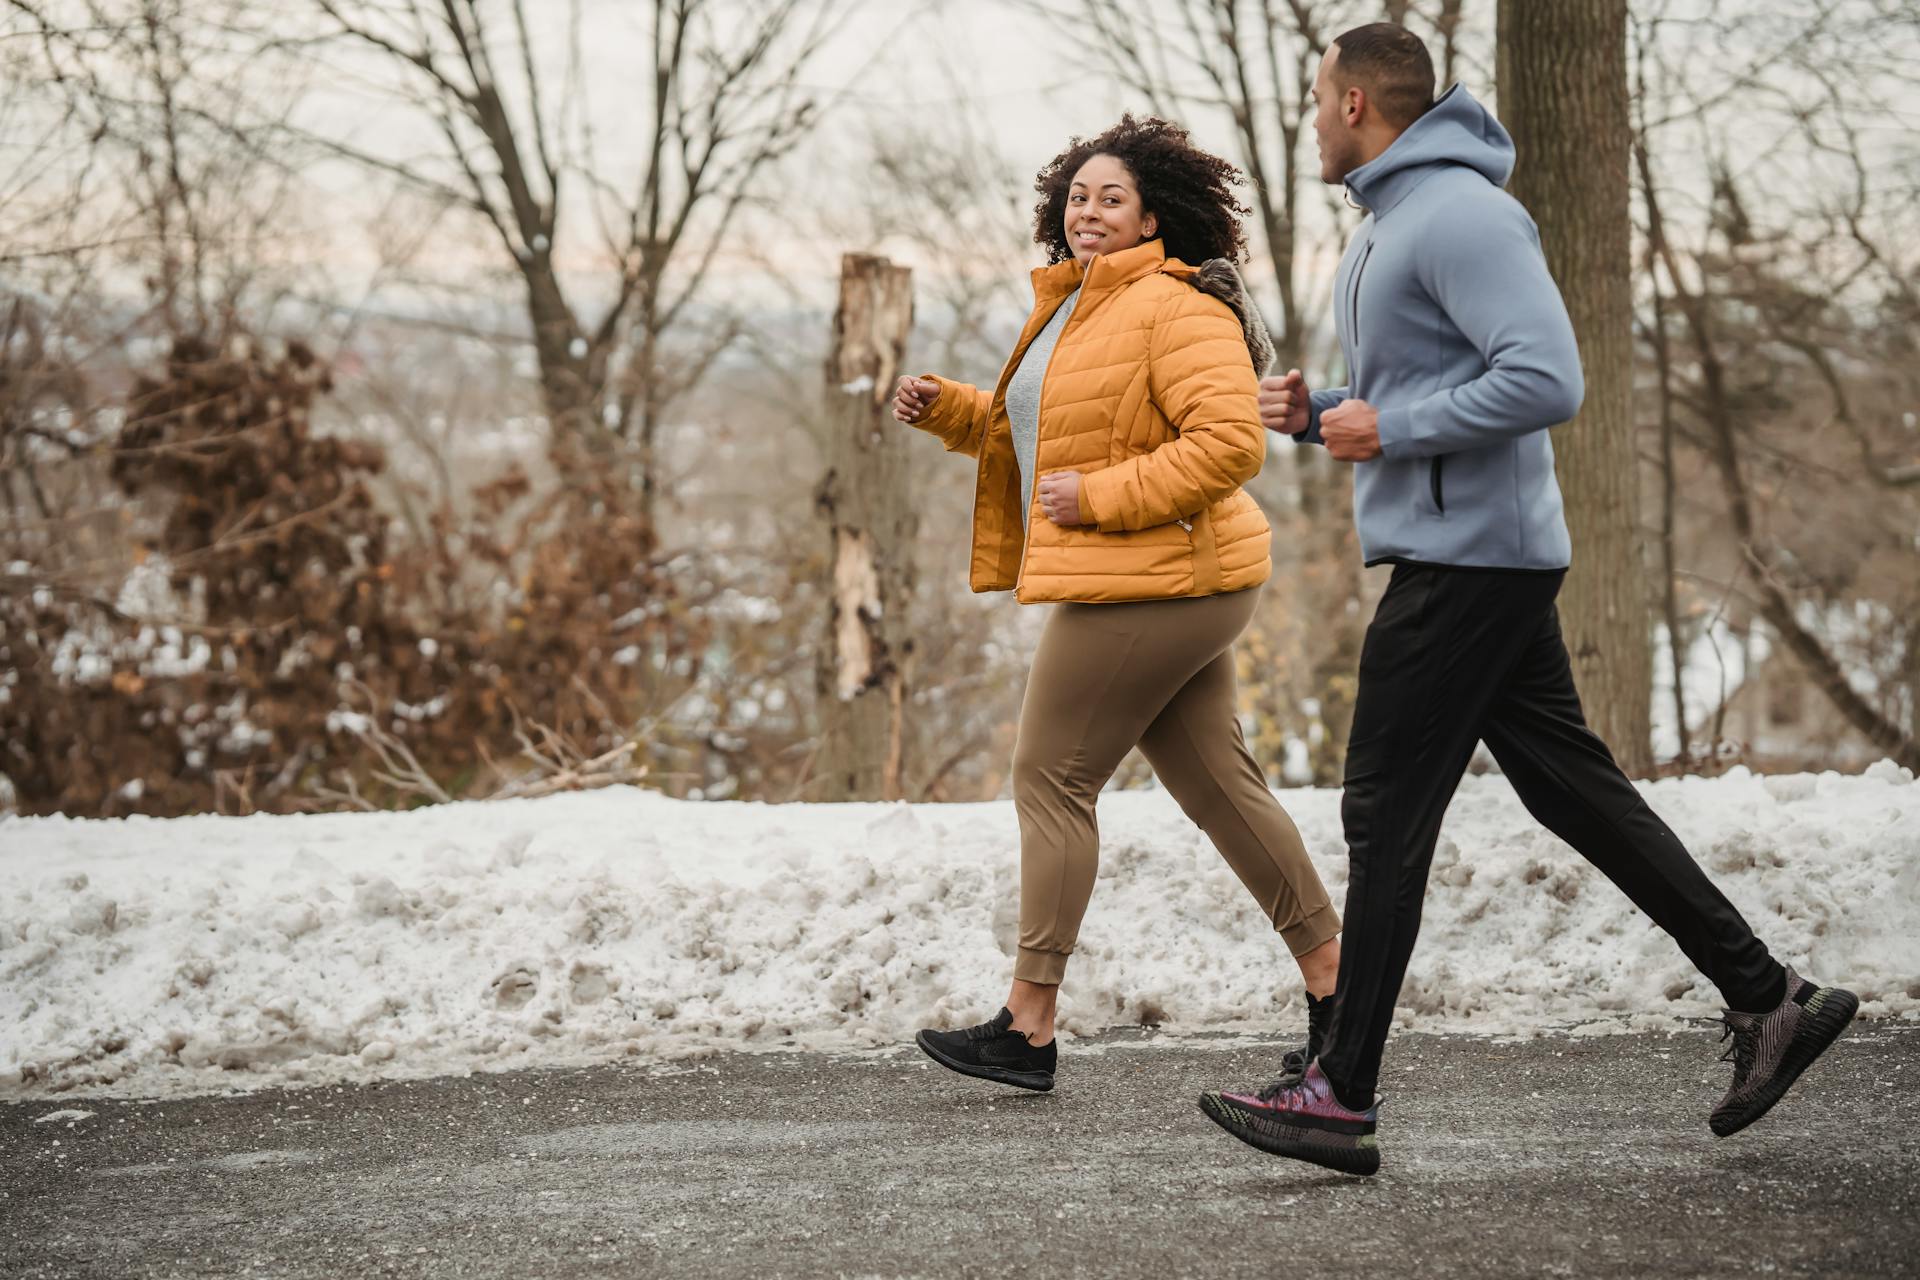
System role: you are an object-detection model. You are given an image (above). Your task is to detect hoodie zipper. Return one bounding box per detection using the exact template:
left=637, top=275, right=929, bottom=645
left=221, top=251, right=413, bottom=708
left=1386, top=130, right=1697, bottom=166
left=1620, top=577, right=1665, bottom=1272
left=1347, top=238, right=1375, bottom=395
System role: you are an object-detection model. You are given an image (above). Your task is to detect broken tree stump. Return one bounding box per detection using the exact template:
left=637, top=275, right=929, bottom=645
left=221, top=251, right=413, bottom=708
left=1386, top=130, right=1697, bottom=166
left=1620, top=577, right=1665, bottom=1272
left=813, top=253, right=917, bottom=801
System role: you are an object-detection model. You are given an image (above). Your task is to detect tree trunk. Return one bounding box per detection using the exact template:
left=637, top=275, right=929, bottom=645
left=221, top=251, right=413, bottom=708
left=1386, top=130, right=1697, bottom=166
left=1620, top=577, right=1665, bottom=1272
left=1641, top=172, right=1692, bottom=765
left=1434, top=0, right=1466, bottom=87
left=813, top=254, right=918, bottom=801
left=1498, top=0, right=1652, bottom=775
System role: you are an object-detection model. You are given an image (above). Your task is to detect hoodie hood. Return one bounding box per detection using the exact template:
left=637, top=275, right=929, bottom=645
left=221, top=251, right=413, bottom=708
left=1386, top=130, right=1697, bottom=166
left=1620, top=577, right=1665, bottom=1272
left=1345, top=84, right=1514, bottom=215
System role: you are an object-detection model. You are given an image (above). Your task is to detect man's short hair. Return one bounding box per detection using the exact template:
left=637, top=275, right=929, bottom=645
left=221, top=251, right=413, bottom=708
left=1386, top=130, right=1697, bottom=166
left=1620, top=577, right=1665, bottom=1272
left=1332, top=23, right=1436, bottom=129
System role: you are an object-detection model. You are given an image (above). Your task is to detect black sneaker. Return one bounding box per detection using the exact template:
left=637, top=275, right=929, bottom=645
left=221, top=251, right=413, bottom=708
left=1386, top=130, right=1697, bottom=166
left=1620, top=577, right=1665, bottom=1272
left=1276, top=990, right=1335, bottom=1081
left=1710, top=965, right=1859, bottom=1137
left=915, top=1007, right=1056, bottom=1092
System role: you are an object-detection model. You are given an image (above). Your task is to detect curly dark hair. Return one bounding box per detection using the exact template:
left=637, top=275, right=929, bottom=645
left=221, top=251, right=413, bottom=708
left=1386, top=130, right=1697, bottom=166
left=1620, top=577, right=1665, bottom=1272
left=1031, top=114, right=1251, bottom=267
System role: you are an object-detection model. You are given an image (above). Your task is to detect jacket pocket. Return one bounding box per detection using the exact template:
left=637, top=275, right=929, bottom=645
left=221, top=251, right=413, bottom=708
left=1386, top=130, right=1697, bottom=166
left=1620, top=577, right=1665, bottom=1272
left=1428, top=456, right=1447, bottom=516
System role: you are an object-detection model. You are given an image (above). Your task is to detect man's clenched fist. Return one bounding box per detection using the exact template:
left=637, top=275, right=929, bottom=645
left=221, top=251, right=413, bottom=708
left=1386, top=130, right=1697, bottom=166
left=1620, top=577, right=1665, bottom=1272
left=1321, top=399, right=1383, bottom=462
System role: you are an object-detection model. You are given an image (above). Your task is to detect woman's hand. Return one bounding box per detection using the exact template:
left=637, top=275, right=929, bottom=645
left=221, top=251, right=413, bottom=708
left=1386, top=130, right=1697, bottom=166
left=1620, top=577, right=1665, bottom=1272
left=1259, top=368, right=1311, bottom=435
left=1037, top=471, right=1085, bottom=526
left=892, top=376, right=941, bottom=424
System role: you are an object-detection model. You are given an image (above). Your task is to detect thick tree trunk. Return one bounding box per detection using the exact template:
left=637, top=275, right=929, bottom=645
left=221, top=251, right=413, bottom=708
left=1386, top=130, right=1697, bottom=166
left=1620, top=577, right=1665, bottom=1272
left=1498, top=0, right=1653, bottom=775
left=813, top=254, right=918, bottom=801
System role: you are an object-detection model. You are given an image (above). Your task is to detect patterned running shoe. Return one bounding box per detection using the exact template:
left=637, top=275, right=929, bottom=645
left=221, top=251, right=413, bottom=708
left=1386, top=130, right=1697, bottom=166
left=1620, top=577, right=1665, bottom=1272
left=1197, top=1060, right=1380, bottom=1176
left=915, top=1007, right=1056, bottom=1092
left=1275, top=990, right=1336, bottom=1082
left=1710, top=966, right=1859, bottom=1137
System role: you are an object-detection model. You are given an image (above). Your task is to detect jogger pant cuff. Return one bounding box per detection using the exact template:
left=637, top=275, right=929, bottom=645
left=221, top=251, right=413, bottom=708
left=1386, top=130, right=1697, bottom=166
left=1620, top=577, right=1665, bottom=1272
left=1014, top=901, right=1340, bottom=987
left=1281, top=902, right=1342, bottom=959
left=1015, top=945, right=1072, bottom=986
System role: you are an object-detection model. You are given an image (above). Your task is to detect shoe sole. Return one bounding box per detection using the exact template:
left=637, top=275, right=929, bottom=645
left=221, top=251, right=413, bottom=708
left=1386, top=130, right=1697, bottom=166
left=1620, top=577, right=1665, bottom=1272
left=1711, top=986, right=1860, bottom=1137
left=1196, top=1092, right=1380, bottom=1176
left=914, top=1032, right=1054, bottom=1093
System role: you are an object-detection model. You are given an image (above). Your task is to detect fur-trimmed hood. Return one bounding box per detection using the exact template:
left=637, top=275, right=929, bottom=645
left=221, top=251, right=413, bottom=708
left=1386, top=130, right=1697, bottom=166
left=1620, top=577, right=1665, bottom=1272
left=1182, top=258, right=1277, bottom=376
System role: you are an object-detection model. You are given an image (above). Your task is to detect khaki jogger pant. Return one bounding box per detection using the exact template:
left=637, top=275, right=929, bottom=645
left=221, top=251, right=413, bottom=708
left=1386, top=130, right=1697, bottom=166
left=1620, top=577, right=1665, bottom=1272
left=1011, top=585, right=1341, bottom=984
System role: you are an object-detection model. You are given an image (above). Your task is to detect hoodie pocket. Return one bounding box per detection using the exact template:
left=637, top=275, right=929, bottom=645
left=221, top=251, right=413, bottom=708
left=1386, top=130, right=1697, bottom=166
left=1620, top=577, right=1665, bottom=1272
left=1427, top=456, right=1447, bottom=516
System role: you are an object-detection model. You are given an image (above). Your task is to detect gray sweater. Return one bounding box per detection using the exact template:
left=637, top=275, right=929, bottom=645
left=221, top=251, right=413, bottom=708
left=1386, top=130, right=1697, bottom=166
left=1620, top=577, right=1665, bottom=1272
left=1003, top=286, right=1080, bottom=529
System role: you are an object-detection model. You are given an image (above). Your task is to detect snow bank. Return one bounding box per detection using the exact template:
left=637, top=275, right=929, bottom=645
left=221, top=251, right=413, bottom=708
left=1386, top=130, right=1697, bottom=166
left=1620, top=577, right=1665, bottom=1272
left=4, top=765, right=1916, bottom=1098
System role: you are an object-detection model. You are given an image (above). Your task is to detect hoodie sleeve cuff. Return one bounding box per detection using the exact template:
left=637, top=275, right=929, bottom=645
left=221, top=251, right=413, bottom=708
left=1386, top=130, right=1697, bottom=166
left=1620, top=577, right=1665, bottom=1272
left=1376, top=405, right=1420, bottom=460
left=1301, top=387, right=1350, bottom=446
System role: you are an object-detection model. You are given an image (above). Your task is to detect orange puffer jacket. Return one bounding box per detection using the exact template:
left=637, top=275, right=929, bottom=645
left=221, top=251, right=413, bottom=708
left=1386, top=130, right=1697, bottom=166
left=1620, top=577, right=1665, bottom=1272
left=912, top=239, right=1274, bottom=604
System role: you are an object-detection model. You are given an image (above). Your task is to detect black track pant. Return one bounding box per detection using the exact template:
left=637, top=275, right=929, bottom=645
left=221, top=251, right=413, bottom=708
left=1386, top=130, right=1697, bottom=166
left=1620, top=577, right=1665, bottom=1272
left=1318, top=564, right=1787, bottom=1104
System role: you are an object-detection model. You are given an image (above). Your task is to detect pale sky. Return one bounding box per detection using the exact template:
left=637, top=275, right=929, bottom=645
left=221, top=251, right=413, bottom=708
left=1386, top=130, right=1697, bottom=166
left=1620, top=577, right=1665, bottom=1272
left=829, top=1, right=1169, bottom=171
left=77, top=0, right=1903, bottom=357
left=286, top=0, right=1392, bottom=356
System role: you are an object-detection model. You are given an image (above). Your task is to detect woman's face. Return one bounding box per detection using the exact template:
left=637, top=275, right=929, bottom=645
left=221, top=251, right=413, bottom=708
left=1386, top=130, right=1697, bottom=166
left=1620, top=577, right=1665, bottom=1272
left=1064, top=153, right=1157, bottom=265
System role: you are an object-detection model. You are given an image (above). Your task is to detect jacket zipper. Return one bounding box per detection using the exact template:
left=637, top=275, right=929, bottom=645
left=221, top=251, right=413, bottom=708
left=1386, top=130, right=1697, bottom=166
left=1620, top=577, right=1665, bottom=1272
left=1430, top=456, right=1446, bottom=514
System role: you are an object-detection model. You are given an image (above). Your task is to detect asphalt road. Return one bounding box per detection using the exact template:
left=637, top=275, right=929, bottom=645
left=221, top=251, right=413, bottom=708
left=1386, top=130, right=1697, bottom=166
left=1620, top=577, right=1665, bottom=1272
left=4, top=1026, right=1917, bottom=1279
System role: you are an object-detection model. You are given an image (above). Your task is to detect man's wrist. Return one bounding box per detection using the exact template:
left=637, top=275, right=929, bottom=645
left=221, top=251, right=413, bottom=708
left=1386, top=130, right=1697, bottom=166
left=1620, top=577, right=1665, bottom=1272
left=1375, top=406, right=1415, bottom=459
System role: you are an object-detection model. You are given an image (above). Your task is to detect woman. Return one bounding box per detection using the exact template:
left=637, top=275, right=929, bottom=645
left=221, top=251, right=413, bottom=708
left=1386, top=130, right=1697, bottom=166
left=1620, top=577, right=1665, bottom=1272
left=896, top=116, right=1341, bottom=1092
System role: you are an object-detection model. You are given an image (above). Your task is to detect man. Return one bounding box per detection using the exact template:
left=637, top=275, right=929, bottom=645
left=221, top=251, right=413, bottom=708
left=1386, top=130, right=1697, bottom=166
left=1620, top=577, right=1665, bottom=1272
left=1195, top=22, right=1857, bottom=1177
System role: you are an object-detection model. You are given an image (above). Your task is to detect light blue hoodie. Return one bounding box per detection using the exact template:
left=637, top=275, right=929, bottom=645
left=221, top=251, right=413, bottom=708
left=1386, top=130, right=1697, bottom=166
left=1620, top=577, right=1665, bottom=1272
left=1296, top=85, right=1583, bottom=571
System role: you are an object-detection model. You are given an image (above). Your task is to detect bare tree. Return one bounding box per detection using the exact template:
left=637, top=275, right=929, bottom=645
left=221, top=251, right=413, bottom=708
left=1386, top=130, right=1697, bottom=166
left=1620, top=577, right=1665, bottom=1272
left=5, top=0, right=310, bottom=336
left=2, top=0, right=312, bottom=585
left=1630, top=0, right=1920, bottom=770
left=1640, top=182, right=1917, bottom=768
left=293, top=0, right=845, bottom=521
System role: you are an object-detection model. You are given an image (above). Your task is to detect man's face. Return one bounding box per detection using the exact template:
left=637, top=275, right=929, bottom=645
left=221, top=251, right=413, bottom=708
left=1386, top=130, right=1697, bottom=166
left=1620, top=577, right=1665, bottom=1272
left=1310, top=44, right=1359, bottom=185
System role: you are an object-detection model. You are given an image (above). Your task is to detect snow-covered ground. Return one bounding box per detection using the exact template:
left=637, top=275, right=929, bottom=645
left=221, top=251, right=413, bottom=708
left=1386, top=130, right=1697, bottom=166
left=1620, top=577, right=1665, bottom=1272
left=4, top=764, right=1917, bottom=1099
